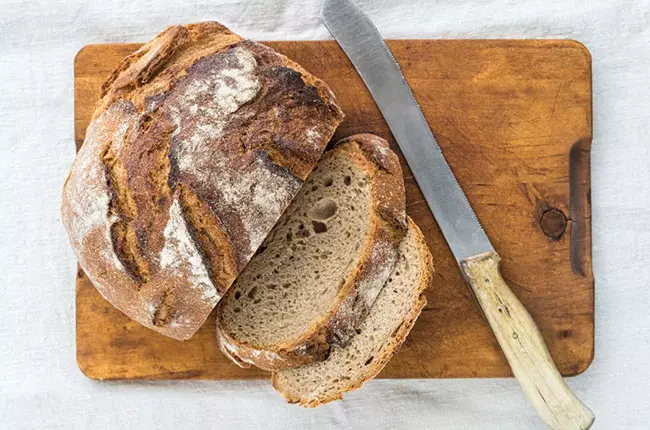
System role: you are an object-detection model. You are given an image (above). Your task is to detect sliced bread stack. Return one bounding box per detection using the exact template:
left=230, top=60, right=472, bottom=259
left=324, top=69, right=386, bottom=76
left=273, top=218, right=433, bottom=406
left=216, top=134, right=407, bottom=370
left=216, top=134, right=434, bottom=405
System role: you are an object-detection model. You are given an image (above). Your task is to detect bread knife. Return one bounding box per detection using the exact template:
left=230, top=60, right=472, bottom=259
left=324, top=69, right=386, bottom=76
left=321, top=0, right=594, bottom=428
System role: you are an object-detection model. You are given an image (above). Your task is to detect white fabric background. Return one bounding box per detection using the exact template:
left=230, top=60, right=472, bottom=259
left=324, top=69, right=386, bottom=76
left=1, top=0, right=649, bottom=428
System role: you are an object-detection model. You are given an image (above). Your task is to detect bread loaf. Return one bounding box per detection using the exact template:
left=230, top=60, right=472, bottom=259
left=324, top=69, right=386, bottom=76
left=62, top=22, right=343, bottom=340
left=272, top=218, right=433, bottom=406
left=216, top=134, right=407, bottom=369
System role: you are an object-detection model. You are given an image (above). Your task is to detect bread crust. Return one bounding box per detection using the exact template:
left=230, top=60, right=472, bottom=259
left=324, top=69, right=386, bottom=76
left=62, top=22, right=343, bottom=340
left=271, top=218, right=434, bottom=407
left=216, top=134, right=407, bottom=369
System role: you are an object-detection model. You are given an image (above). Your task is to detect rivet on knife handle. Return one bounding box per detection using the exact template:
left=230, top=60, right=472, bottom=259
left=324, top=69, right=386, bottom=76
left=461, top=252, right=594, bottom=430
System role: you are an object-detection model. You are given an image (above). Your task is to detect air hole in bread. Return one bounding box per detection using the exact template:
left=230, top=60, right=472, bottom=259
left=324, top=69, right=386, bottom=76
left=344, top=176, right=351, bottom=186
left=308, top=198, right=337, bottom=220
left=324, top=178, right=333, bottom=187
left=312, top=221, right=327, bottom=233
left=234, top=291, right=241, bottom=300
left=247, top=287, right=258, bottom=300
left=364, top=356, right=374, bottom=365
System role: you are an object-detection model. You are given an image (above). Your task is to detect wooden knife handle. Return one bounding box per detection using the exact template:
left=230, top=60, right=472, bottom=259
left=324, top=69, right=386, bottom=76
left=460, top=251, right=594, bottom=430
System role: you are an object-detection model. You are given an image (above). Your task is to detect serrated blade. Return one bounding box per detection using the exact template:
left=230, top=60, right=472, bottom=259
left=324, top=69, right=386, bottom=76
left=322, top=0, right=493, bottom=263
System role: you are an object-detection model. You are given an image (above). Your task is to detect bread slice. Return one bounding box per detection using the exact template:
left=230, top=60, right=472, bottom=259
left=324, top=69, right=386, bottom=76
left=272, top=218, right=433, bottom=407
left=61, top=22, right=343, bottom=340
left=216, top=134, right=407, bottom=370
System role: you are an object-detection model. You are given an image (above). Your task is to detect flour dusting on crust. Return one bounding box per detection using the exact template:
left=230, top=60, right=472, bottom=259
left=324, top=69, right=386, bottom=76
left=63, top=102, right=137, bottom=274
left=215, top=154, right=298, bottom=256
left=169, top=47, right=261, bottom=173
left=166, top=46, right=301, bottom=257
left=160, top=198, right=218, bottom=307
left=306, top=127, right=323, bottom=152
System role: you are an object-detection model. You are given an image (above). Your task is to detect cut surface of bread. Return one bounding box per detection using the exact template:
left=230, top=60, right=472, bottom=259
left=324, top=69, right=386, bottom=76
left=272, top=218, right=433, bottom=407
left=216, top=134, right=406, bottom=370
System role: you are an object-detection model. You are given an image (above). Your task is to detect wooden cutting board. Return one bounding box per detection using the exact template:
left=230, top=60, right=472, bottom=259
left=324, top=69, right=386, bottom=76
left=74, top=40, right=593, bottom=380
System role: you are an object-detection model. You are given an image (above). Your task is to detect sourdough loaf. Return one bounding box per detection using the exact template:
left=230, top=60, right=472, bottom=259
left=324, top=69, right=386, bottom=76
left=272, top=218, right=433, bottom=406
left=62, top=22, right=343, bottom=340
left=216, top=134, right=407, bottom=370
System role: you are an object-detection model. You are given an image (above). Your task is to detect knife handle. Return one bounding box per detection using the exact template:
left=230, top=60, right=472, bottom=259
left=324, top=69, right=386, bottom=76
left=460, top=251, right=594, bottom=430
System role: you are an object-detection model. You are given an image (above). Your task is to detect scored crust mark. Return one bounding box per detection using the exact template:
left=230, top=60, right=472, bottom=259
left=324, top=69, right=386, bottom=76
left=109, top=221, right=149, bottom=285
left=159, top=196, right=218, bottom=305
left=108, top=25, right=191, bottom=93
left=102, top=127, right=151, bottom=284
left=153, top=290, right=176, bottom=327
left=102, top=145, right=137, bottom=221
left=120, top=111, right=175, bottom=257
left=177, top=184, right=238, bottom=295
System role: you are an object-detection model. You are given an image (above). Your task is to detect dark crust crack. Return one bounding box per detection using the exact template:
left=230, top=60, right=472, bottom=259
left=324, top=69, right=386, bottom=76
left=101, top=25, right=191, bottom=97
left=177, top=184, right=238, bottom=295
left=102, top=134, right=150, bottom=285
left=153, top=289, right=176, bottom=326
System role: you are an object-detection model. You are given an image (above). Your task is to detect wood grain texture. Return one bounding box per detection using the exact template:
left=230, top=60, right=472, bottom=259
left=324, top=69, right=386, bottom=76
left=74, top=39, right=593, bottom=380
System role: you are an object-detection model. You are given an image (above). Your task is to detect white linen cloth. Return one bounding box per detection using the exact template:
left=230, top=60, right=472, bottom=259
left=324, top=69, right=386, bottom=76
left=1, top=0, right=649, bottom=428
